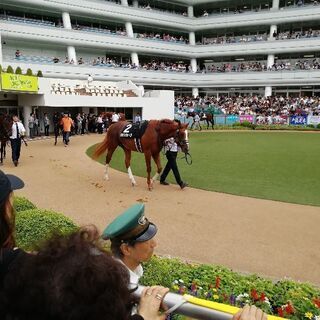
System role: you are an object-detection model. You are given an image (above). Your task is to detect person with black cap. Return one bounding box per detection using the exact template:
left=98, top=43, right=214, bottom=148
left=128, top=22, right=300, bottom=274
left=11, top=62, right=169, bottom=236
left=0, top=170, right=25, bottom=287
left=102, top=203, right=158, bottom=288
left=9, top=115, right=26, bottom=167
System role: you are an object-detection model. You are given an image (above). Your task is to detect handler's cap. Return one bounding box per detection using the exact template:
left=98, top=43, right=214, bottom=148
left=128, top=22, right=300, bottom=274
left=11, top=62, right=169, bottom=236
left=0, top=170, right=24, bottom=204
left=102, top=203, right=157, bottom=242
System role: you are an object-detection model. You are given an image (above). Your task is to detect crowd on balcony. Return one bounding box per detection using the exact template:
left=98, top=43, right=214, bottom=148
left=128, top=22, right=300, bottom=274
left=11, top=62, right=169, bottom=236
left=198, top=0, right=319, bottom=17
left=204, top=59, right=320, bottom=73
left=135, top=32, right=188, bottom=44
left=175, top=95, right=320, bottom=117
left=273, top=28, right=320, bottom=40
left=91, top=57, right=190, bottom=72
left=72, top=24, right=127, bottom=36
left=200, top=33, right=268, bottom=45
left=138, top=3, right=187, bottom=16
left=12, top=50, right=320, bottom=73
left=199, top=27, right=320, bottom=45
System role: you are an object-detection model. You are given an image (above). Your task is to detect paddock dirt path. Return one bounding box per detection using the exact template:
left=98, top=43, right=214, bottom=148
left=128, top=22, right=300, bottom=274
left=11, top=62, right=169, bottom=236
left=3, top=134, right=320, bottom=286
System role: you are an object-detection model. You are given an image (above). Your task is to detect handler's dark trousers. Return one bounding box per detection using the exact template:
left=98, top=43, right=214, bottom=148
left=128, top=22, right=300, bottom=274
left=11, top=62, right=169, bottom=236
left=160, top=151, right=182, bottom=185
left=10, top=138, right=22, bottom=162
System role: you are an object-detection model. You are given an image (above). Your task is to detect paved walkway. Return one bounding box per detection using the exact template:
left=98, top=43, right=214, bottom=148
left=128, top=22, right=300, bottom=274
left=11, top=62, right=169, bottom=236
left=3, top=134, right=320, bottom=285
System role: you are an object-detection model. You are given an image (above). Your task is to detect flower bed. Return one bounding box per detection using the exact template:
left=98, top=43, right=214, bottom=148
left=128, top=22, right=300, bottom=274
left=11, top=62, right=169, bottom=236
left=141, top=256, right=320, bottom=320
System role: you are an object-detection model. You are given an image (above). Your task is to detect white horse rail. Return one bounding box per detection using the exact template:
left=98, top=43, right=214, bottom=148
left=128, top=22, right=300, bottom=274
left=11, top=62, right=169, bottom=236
left=133, top=285, right=285, bottom=320
left=133, top=285, right=234, bottom=320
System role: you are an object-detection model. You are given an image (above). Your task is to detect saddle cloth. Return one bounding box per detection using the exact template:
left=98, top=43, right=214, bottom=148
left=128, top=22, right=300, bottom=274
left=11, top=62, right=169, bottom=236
left=120, top=121, right=148, bottom=139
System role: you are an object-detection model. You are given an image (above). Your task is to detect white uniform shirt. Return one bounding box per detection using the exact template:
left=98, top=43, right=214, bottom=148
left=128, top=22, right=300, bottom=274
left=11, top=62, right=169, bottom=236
left=111, top=113, right=120, bottom=122
left=117, top=259, right=143, bottom=288
left=164, top=137, right=179, bottom=152
left=134, top=115, right=141, bottom=123
left=10, top=121, right=26, bottom=139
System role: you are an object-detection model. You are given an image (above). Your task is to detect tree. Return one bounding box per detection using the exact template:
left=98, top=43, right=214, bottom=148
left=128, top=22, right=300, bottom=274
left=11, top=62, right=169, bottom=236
left=6, top=65, right=14, bottom=73
left=36, top=70, right=43, bottom=77
left=15, top=66, right=22, bottom=74
left=26, top=68, right=33, bottom=76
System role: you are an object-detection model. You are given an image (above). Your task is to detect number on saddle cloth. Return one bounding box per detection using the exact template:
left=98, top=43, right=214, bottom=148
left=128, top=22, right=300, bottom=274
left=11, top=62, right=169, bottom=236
left=120, top=121, right=149, bottom=139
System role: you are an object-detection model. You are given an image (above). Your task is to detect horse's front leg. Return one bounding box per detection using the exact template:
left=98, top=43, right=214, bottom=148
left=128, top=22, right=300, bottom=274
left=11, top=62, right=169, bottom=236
left=124, top=149, right=136, bottom=186
left=144, top=152, right=153, bottom=190
left=151, top=153, right=162, bottom=184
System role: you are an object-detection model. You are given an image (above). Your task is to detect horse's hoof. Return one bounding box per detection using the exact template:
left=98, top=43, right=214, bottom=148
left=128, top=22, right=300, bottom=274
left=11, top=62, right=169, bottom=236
left=131, top=182, right=137, bottom=187
left=104, top=176, right=109, bottom=181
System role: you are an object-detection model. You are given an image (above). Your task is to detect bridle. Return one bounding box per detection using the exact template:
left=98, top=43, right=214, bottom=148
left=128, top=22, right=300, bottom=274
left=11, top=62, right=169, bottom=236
left=175, top=128, right=192, bottom=165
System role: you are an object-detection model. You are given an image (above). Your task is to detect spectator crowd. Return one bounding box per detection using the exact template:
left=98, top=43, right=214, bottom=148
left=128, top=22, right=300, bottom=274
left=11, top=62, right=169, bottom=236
left=175, top=95, right=320, bottom=118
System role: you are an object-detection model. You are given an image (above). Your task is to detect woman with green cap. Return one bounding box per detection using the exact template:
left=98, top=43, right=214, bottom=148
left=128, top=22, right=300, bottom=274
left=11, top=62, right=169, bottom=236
left=0, top=170, right=25, bottom=286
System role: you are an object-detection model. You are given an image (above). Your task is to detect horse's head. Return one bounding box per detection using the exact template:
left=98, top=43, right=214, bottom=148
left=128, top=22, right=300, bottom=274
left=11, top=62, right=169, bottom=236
left=175, top=121, right=189, bottom=154
left=119, top=112, right=126, bottom=121
left=158, top=119, right=190, bottom=153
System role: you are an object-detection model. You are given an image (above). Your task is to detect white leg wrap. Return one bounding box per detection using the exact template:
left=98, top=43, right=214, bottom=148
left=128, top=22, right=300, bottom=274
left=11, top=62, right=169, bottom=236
left=152, top=173, right=159, bottom=182
left=128, top=167, right=137, bottom=185
left=104, top=164, right=109, bottom=180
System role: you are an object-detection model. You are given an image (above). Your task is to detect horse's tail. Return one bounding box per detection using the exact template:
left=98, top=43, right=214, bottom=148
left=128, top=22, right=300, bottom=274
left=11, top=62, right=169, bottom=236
left=93, top=134, right=109, bottom=159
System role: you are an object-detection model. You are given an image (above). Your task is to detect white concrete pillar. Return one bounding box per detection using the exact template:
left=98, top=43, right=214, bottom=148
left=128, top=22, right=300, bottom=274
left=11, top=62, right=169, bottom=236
left=189, top=31, right=196, bottom=45
left=131, top=52, right=139, bottom=67
left=125, top=21, right=134, bottom=38
left=190, top=58, right=197, bottom=73
left=265, top=86, right=272, bottom=97
left=0, top=32, right=2, bottom=66
left=188, top=6, right=194, bottom=17
left=272, top=0, right=280, bottom=10
left=192, top=88, right=199, bottom=98
left=67, top=46, right=77, bottom=65
left=23, top=105, right=32, bottom=137
left=267, top=54, right=275, bottom=69
left=269, top=24, right=277, bottom=40
left=62, top=12, right=72, bottom=29
left=133, top=0, right=139, bottom=7
left=121, top=0, right=128, bottom=6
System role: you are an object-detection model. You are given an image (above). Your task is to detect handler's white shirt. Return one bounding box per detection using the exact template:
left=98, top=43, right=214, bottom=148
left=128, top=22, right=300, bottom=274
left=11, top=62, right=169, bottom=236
left=111, top=113, right=120, bottom=123
left=164, top=137, right=179, bottom=152
left=117, top=259, right=143, bottom=288
left=10, top=121, right=26, bottom=139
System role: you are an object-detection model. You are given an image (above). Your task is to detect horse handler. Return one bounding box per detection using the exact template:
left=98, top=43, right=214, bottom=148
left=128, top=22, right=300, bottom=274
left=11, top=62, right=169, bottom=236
left=9, top=115, right=26, bottom=167
left=160, top=137, right=188, bottom=189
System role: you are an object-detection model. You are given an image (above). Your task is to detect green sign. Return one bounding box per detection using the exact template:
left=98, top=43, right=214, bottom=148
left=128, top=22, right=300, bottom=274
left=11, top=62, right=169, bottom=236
left=1, top=73, right=38, bottom=92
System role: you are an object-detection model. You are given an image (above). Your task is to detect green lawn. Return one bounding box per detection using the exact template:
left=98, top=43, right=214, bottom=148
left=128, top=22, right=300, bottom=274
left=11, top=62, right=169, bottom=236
left=87, top=131, right=320, bottom=206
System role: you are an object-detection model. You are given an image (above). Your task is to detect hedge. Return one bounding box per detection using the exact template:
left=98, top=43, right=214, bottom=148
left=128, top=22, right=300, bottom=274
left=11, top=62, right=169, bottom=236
left=13, top=196, right=36, bottom=213
left=141, top=256, right=320, bottom=320
left=15, top=209, right=78, bottom=251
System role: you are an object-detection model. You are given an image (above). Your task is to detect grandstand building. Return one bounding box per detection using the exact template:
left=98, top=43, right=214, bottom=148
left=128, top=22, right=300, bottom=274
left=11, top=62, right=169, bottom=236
left=0, top=0, right=320, bottom=127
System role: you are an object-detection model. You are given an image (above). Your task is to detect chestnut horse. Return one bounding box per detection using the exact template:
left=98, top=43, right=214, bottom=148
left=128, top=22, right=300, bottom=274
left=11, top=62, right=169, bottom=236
left=188, top=111, right=214, bottom=130
left=94, top=119, right=189, bottom=190
left=0, top=114, right=12, bottom=164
